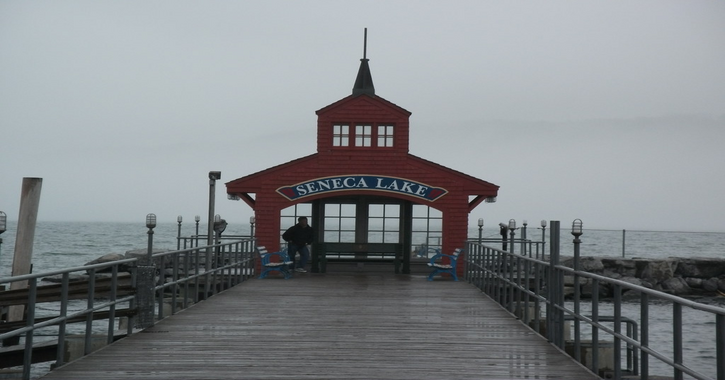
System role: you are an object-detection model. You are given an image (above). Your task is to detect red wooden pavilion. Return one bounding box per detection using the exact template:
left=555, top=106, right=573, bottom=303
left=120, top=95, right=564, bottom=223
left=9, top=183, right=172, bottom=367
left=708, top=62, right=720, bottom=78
left=225, top=46, right=498, bottom=274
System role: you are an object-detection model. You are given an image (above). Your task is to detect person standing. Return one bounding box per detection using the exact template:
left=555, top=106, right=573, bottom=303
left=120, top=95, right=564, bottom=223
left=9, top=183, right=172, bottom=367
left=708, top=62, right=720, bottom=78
left=499, top=223, right=509, bottom=251
left=282, top=216, right=314, bottom=273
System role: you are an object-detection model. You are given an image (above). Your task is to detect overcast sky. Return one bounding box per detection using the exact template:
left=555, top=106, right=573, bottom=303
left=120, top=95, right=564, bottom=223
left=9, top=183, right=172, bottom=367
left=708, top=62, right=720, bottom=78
left=2, top=1, right=724, bottom=232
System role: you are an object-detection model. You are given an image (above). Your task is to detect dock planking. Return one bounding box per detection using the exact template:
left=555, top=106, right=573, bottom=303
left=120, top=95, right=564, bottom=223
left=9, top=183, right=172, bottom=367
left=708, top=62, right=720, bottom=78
left=40, top=271, right=598, bottom=379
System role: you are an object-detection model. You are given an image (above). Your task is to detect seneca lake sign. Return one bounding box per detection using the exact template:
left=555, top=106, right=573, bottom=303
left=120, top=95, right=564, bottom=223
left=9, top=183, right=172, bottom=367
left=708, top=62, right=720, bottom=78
left=276, top=175, right=448, bottom=202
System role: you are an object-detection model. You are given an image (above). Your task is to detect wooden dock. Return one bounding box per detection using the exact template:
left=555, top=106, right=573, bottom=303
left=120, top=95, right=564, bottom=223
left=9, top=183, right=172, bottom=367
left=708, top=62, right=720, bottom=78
left=39, top=270, right=598, bottom=379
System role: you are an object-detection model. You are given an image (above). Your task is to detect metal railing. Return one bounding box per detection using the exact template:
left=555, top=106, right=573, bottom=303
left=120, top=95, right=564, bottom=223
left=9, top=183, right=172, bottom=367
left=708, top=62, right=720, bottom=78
left=469, top=237, right=547, bottom=259
left=0, top=238, right=256, bottom=380
left=464, top=221, right=725, bottom=380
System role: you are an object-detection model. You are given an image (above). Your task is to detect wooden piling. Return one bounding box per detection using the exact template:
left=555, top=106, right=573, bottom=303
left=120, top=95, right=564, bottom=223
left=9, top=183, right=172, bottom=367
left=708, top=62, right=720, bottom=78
left=8, top=177, right=43, bottom=322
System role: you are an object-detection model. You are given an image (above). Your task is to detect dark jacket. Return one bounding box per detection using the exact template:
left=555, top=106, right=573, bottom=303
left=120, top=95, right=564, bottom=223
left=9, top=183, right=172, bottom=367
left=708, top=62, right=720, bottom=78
left=282, top=224, right=314, bottom=246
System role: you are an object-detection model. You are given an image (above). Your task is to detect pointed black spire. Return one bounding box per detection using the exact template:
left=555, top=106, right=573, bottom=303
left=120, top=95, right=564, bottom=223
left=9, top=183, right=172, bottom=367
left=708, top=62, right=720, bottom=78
left=352, top=28, right=375, bottom=96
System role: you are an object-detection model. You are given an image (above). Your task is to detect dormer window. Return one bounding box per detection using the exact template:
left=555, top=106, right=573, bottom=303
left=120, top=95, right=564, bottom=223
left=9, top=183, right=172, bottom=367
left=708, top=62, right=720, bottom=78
left=333, top=123, right=394, bottom=148
left=355, top=125, right=372, bottom=147
left=333, top=124, right=350, bottom=146
left=378, top=125, right=394, bottom=147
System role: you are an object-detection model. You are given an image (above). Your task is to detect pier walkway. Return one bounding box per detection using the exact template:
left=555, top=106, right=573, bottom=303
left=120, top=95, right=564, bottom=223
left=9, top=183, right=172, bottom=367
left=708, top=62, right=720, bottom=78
left=40, top=271, right=597, bottom=379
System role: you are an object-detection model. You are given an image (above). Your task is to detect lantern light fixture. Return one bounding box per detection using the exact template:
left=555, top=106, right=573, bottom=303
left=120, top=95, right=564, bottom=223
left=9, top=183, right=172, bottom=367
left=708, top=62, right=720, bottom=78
left=572, top=219, right=583, bottom=237
left=146, top=213, right=157, bottom=229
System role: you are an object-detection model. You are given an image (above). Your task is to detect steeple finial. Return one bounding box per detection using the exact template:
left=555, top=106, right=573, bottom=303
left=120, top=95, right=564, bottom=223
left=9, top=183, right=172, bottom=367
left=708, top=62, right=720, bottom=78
left=363, top=28, right=367, bottom=60
left=352, top=28, right=375, bottom=96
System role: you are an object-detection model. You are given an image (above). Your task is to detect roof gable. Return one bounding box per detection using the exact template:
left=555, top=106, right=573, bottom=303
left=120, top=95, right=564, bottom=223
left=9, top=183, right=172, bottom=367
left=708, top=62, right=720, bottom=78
left=315, top=94, right=411, bottom=119
left=226, top=152, right=498, bottom=210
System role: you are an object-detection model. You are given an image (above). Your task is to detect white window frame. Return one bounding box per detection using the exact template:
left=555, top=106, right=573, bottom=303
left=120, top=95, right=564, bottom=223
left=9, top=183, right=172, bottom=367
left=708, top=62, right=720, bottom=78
left=377, top=125, right=394, bottom=147
left=333, top=124, right=350, bottom=147
left=355, top=125, right=372, bottom=147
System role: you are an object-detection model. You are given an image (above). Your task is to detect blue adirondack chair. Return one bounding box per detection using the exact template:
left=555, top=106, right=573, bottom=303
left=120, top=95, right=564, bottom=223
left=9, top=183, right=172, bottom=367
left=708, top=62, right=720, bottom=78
left=427, top=248, right=463, bottom=281
left=257, top=246, right=293, bottom=279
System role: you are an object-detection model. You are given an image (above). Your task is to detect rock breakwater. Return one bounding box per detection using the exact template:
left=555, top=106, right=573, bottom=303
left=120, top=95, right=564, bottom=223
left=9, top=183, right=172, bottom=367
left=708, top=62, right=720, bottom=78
left=560, top=256, right=725, bottom=299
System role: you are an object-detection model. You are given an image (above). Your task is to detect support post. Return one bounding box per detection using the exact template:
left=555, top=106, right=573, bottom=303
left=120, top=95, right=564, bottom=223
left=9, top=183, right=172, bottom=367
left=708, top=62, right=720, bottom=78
left=547, top=221, right=563, bottom=347
left=8, top=178, right=43, bottom=323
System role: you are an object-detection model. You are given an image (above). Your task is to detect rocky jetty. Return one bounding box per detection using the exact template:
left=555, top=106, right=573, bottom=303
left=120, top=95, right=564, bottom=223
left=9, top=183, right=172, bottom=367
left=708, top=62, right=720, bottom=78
left=40, top=248, right=172, bottom=284
left=560, top=256, right=725, bottom=299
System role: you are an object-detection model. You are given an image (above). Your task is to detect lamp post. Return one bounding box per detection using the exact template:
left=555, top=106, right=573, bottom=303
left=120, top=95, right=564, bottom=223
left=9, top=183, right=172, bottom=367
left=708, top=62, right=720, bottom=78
left=477, top=218, right=484, bottom=244
left=571, top=219, right=583, bottom=271
left=194, top=215, right=201, bottom=247
left=522, top=220, right=528, bottom=257
left=250, top=216, right=256, bottom=238
left=540, top=220, right=547, bottom=259
left=571, top=219, right=583, bottom=362
left=508, top=219, right=516, bottom=254
left=207, top=171, right=221, bottom=247
left=146, top=213, right=156, bottom=263
left=176, top=215, right=183, bottom=250
left=207, top=172, right=221, bottom=277
left=0, top=211, right=6, bottom=261
left=138, top=213, right=157, bottom=329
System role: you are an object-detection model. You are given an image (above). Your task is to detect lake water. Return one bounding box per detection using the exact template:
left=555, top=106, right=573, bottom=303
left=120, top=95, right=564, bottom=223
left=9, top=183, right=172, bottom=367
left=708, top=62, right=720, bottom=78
left=1, top=221, right=724, bottom=378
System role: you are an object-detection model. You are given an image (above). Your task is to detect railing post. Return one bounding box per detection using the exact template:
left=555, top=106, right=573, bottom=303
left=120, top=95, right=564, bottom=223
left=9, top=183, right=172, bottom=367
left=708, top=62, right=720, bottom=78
left=540, top=220, right=547, bottom=260
left=22, top=278, right=37, bottom=380
left=592, top=278, right=599, bottom=374
left=641, top=292, right=649, bottom=379
left=107, top=266, right=119, bottom=345
left=717, top=313, right=724, bottom=380
left=84, top=268, right=96, bottom=355
left=548, top=221, right=564, bottom=348
left=533, top=259, right=541, bottom=334
left=614, top=284, right=622, bottom=380
left=674, top=303, right=683, bottom=380
left=464, top=242, right=470, bottom=282
left=515, top=256, right=522, bottom=317
left=55, top=273, right=70, bottom=367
